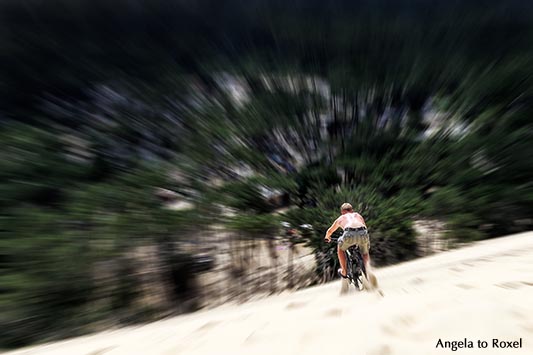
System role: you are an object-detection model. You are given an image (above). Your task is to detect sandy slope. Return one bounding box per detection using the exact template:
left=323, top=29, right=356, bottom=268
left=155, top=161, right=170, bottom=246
left=6, top=231, right=533, bottom=355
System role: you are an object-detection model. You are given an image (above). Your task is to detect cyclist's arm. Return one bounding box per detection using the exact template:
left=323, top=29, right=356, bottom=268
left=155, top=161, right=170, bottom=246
left=324, top=218, right=341, bottom=241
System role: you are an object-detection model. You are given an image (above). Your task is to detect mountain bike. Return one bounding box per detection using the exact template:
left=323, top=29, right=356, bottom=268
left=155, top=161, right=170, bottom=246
left=329, top=237, right=367, bottom=291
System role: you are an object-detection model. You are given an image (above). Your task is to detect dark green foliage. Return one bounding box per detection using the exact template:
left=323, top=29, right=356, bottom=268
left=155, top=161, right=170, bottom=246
left=226, top=214, right=280, bottom=237
left=0, top=124, right=201, bottom=348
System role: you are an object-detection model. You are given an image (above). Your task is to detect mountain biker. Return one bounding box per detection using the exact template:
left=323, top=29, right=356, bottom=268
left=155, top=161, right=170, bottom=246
left=324, top=203, right=377, bottom=288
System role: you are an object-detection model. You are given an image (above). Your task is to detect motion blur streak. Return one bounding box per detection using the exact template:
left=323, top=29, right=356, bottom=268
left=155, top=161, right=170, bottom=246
left=5, top=232, right=533, bottom=355
left=1, top=0, right=532, bottom=351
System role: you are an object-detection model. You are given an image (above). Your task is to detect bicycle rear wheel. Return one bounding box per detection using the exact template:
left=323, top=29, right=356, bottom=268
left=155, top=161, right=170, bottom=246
left=351, top=261, right=365, bottom=291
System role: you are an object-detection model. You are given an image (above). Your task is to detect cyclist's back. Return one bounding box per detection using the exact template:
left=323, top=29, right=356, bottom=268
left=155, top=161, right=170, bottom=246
left=336, top=212, right=366, bottom=230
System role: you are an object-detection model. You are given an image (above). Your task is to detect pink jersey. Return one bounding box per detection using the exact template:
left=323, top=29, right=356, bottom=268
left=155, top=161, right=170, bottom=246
left=335, top=212, right=366, bottom=229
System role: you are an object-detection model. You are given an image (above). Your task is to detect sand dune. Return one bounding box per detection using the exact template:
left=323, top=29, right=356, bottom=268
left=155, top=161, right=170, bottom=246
left=6, top=231, right=533, bottom=355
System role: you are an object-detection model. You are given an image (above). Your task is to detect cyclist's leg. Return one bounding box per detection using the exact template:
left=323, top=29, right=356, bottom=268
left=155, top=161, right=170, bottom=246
left=337, top=245, right=348, bottom=277
left=362, top=253, right=372, bottom=276
left=356, top=231, right=371, bottom=271
left=365, top=254, right=379, bottom=289
left=357, top=232, right=379, bottom=288
left=361, top=253, right=369, bottom=270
